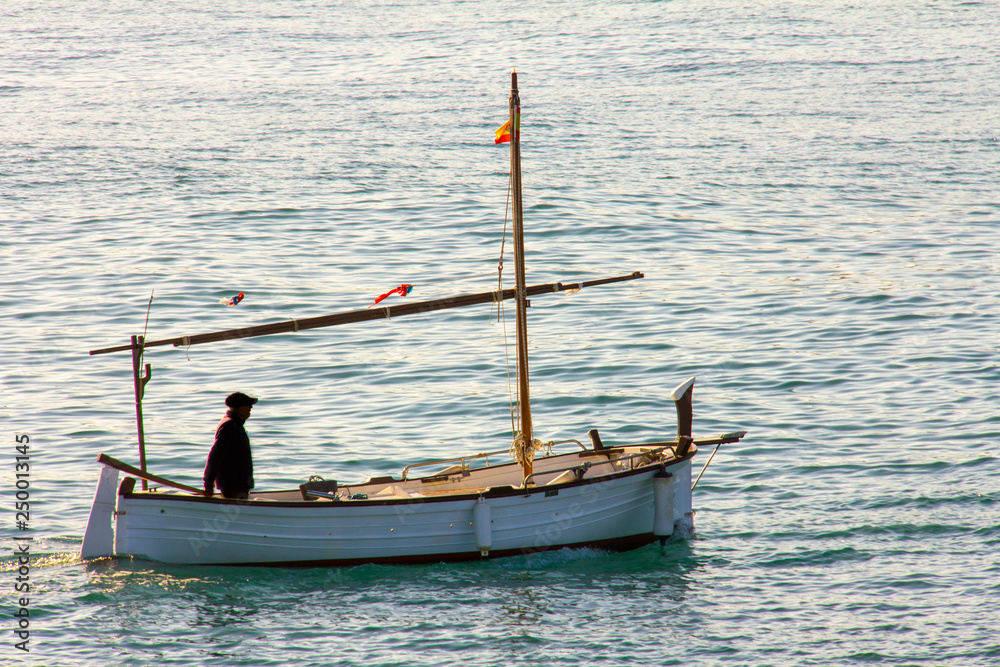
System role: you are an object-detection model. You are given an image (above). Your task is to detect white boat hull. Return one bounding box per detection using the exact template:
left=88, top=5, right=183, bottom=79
left=87, top=452, right=694, bottom=566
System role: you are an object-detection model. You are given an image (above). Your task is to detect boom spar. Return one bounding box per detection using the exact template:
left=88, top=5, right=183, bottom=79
left=89, top=272, right=644, bottom=356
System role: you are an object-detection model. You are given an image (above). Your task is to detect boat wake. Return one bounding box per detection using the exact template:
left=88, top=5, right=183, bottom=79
left=673, top=513, right=697, bottom=541
left=495, top=546, right=614, bottom=570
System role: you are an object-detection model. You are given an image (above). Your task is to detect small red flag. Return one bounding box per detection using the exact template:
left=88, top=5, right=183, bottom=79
left=369, top=284, right=414, bottom=308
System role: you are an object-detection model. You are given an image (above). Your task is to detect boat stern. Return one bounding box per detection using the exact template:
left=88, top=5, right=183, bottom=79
left=80, top=464, right=120, bottom=559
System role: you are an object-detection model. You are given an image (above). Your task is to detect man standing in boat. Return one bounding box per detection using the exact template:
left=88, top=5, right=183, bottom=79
left=204, top=392, right=257, bottom=499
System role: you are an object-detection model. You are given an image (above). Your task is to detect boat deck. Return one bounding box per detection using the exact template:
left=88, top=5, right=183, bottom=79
left=247, top=443, right=681, bottom=503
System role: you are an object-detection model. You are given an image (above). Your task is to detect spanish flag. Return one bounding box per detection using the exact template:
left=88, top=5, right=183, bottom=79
left=494, top=112, right=519, bottom=144
left=494, top=120, right=511, bottom=144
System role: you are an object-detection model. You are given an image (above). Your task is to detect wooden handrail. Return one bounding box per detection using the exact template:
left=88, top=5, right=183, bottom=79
left=97, top=453, right=207, bottom=496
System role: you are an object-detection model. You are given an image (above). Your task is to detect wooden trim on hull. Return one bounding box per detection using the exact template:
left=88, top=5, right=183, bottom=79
left=117, top=449, right=698, bottom=507
left=174, top=532, right=660, bottom=568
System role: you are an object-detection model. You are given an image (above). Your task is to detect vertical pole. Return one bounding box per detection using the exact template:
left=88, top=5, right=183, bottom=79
left=131, top=334, right=150, bottom=490
left=510, top=68, right=533, bottom=479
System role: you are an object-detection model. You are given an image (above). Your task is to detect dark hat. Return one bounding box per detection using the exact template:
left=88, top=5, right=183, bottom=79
left=225, top=392, right=258, bottom=408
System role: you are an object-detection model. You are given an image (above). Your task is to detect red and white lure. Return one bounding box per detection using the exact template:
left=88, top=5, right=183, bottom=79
left=220, top=292, right=244, bottom=307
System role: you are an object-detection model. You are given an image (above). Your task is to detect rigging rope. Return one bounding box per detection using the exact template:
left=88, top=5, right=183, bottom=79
left=140, top=289, right=154, bottom=365
left=497, top=169, right=518, bottom=440
left=510, top=434, right=544, bottom=469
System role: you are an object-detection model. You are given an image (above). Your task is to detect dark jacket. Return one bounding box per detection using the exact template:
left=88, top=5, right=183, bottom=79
left=204, top=409, right=254, bottom=495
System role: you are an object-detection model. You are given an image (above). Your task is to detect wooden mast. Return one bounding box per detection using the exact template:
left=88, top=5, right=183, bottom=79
left=509, top=69, right=534, bottom=480
left=130, top=335, right=152, bottom=490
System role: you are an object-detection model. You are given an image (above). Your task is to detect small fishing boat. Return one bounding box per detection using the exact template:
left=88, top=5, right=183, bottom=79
left=81, top=71, right=746, bottom=566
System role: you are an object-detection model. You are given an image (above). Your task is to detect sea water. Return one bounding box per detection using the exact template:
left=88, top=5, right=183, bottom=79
left=1, top=0, right=998, bottom=665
